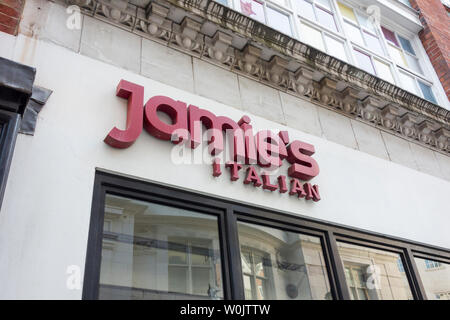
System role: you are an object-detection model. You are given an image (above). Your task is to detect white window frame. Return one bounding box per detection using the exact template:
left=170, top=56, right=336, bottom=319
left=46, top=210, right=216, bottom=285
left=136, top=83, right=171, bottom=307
left=232, top=0, right=296, bottom=37
left=222, top=0, right=448, bottom=107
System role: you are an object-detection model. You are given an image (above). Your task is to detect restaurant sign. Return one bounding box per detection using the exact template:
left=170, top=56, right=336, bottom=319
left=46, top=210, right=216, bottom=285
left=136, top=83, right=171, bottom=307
left=105, top=80, right=321, bottom=202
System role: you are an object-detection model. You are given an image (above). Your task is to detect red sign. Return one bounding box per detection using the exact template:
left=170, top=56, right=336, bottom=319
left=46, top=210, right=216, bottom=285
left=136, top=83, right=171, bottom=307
left=105, top=79, right=321, bottom=202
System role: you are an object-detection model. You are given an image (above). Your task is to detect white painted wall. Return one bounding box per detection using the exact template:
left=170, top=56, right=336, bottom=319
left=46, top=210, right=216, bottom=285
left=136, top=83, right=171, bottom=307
left=0, top=35, right=449, bottom=299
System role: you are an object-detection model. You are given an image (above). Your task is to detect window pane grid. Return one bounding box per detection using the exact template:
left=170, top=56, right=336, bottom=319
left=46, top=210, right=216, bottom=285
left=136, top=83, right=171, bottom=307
left=227, top=0, right=439, bottom=102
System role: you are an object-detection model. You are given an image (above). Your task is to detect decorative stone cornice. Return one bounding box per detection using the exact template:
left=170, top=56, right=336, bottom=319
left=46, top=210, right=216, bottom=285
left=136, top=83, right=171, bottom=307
left=63, top=0, right=450, bottom=155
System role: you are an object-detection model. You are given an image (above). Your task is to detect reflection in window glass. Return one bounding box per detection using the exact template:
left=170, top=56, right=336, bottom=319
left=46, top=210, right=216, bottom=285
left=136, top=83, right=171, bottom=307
left=405, top=54, right=422, bottom=74
left=338, top=2, right=357, bottom=22
left=237, top=222, right=332, bottom=300
left=353, top=49, right=375, bottom=74
left=381, top=26, right=399, bottom=46
left=398, top=36, right=415, bottom=55
left=316, top=0, right=331, bottom=9
left=356, top=12, right=375, bottom=32
left=325, top=35, right=347, bottom=61
left=301, top=23, right=325, bottom=51
left=271, top=0, right=286, bottom=6
left=337, top=242, right=414, bottom=300
left=240, top=0, right=265, bottom=23
left=344, top=22, right=364, bottom=45
left=214, top=0, right=229, bottom=6
left=267, top=7, right=292, bottom=36
left=399, top=71, right=419, bottom=95
left=374, top=59, right=395, bottom=83
left=388, top=44, right=407, bottom=67
left=414, top=258, right=450, bottom=300
left=418, top=82, right=437, bottom=104
left=363, top=32, right=383, bottom=55
left=298, top=0, right=316, bottom=21
left=316, top=7, right=337, bottom=32
left=99, top=194, right=224, bottom=300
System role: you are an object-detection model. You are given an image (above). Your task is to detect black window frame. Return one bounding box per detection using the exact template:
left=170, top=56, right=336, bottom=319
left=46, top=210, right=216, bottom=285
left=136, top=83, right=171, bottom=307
left=0, top=111, right=21, bottom=211
left=83, top=169, right=450, bottom=300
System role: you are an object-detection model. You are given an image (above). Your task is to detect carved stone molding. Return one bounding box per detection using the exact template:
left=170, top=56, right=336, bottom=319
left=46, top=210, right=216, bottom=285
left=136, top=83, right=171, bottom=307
left=63, top=0, right=450, bottom=155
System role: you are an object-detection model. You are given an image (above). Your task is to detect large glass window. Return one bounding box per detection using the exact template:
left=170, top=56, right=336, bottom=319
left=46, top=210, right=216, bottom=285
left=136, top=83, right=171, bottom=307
left=414, top=258, right=450, bottom=300
left=237, top=221, right=332, bottom=300
left=337, top=242, right=414, bottom=300
left=98, top=194, right=224, bottom=300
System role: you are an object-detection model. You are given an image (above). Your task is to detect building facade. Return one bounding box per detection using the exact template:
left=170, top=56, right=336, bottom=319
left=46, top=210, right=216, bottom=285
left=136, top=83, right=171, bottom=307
left=0, top=0, right=449, bottom=300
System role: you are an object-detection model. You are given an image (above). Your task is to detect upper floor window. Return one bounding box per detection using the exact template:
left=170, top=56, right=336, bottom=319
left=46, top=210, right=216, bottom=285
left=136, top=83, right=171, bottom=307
left=414, top=257, right=450, bottom=300
left=397, top=257, right=405, bottom=273
left=398, top=0, right=411, bottom=7
left=238, top=0, right=294, bottom=36
left=337, top=2, right=384, bottom=56
left=219, top=0, right=443, bottom=105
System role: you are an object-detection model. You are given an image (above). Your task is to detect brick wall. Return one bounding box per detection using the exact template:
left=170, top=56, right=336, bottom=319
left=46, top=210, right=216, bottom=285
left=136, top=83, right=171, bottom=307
left=0, top=0, right=24, bottom=35
left=410, top=0, right=450, bottom=101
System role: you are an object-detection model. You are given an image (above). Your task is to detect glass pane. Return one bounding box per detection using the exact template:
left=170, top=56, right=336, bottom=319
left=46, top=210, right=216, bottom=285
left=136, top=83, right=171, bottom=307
left=191, top=239, right=214, bottom=265
left=240, top=0, right=265, bottom=23
left=363, top=31, right=383, bottom=55
left=388, top=44, right=407, bottom=67
left=243, top=275, right=254, bottom=299
left=324, top=35, right=347, bottom=61
left=271, top=0, right=287, bottom=6
left=316, top=7, right=337, bottom=32
left=399, top=0, right=411, bottom=7
left=399, top=71, right=420, bottom=95
left=381, top=26, right=399, bottom=46
left=99, top=194, right=224, bottom=300
left=298, top=0, right=316, bottom=21
left=316, top=0, right=332, bottom=10
left=414, top=258, right=450, bottom=300
left=168, top=238, right=188, bottom=264
left=344, top=21, right=364, bottom=45
left=214, top=0, right=229, bottom=6
left=374, top=59, right=395, bottom=83
left=405, top=54, right=422, bottom=74
left=266, top=7, right=292, bottom=36
left=168, top=266, right=188, bottom=293
left=353, top=49, right=375, bottom=74
left=398, top=35, right=415, bottom=55
left=301, top=23, right=325, bottom=51
left=238, top=221, right=332, bottom=300
left=418, top=82, right=437, bottom=104
left=338, top=2, right=357, bottom=22
left=337, top=242, right=414, bottom=300
left=356, top=12, right=375, bottom=32
left=192, top=267, right=212, bottom=296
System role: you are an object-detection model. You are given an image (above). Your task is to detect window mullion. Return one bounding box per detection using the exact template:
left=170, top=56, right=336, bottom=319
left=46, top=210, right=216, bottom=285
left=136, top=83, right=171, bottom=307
left=331, top=0, right=357, bottom=66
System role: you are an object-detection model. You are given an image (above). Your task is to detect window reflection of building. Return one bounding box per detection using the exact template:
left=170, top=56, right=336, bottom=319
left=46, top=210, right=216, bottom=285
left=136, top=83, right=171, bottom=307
left=241, top=248, right=274, bottom=300
left=344, top=265, right=372, bottom=300
left=414, top=258, right=450, bottom=300
left=237, top=222, right=332, bottom=300
left=98, top=194, right=223, bottom=300
left=337, top=242, right=413, bottom=300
